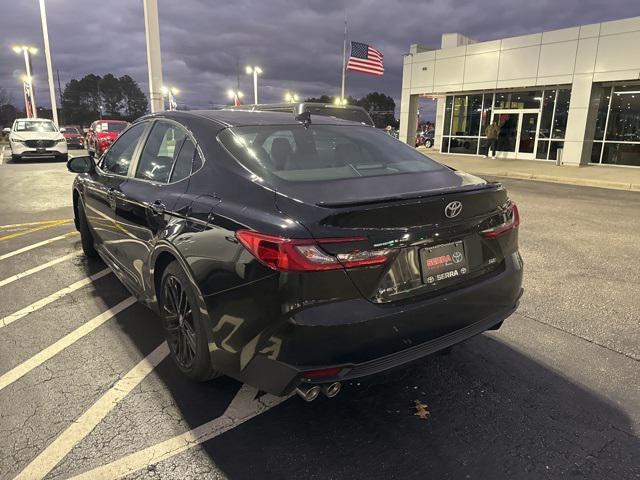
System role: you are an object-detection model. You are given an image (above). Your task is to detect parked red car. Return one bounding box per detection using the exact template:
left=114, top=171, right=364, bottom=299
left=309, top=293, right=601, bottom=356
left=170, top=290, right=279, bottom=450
left=61, top=126, right=85, bottom=149
left=86, top=120, right=129, bottom=157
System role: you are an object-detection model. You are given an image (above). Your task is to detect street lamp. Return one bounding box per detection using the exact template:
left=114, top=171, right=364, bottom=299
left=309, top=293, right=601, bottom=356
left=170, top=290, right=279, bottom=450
left=245, top=66, right=262, bottom=104
left=284, top=92, right=299, bottom=103
left=334, top=97, right=348, bottom=106
left=12, top=45, right=38, bottom=117
left=227, top=89, right=244, bottom=106
left=161, top=86, right=179, bottom=110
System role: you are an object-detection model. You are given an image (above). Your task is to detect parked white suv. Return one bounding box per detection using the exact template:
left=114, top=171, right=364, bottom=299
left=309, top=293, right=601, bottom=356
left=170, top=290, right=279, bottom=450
left=3, top=118, right=68, bottom=162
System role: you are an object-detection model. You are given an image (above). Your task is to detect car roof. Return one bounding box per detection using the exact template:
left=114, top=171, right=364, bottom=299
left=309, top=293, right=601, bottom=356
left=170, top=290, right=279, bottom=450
left=150, top=109, right=366, bottom=127
left=14, top=118, right=53, bottom=122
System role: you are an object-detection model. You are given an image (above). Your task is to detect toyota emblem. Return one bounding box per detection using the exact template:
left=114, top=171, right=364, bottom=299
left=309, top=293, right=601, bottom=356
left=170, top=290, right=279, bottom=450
left=444, top=201, right=462, bottom=218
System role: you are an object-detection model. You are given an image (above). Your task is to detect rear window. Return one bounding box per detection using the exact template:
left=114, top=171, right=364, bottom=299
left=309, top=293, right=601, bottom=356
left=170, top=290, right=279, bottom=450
left=64, top=127, right=79, bottom=134
left=219, top=125, right=443, bottom=183
left=305, top=106, right=372, bottom=125
left=98, top=122, right=127, bottom=132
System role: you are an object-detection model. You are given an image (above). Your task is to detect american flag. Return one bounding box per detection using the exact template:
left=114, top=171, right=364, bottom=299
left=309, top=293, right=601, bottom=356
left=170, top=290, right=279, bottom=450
left=346, top=41, right=384, bottom=76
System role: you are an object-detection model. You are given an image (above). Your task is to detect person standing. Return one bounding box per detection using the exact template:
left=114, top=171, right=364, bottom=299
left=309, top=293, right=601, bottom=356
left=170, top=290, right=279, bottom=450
left=485, top=121, right=500, bottom=158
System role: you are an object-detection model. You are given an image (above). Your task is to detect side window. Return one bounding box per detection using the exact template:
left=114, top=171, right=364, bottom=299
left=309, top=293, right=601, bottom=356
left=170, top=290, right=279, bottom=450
left=170, top=138, right=196, bottom=183
left=101, top=123, right=146, bottom=175
left=136, top=121, right=187, bottom=183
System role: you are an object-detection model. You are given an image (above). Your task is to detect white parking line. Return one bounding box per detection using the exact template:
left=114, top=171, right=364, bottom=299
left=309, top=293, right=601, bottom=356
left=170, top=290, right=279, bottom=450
left=69, top=384, right=286, bottom=480
left=0, top=297, right=136, bottom=391
left=0, top=252, right=78, bottom=288
left=0, top=231, right=78, bottom=261
left=16, top=342, right=170, bottom=480
left=0, top=268, right=111, bottom=330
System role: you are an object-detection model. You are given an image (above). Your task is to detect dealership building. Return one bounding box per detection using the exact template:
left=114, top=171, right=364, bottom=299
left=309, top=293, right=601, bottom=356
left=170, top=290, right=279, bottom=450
left=399, top=16, right=640, bottom=167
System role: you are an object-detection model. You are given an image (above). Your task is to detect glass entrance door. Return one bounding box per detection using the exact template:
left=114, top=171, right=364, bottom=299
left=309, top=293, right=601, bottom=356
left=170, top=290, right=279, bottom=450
left=493, top=110, right=539, bottom=159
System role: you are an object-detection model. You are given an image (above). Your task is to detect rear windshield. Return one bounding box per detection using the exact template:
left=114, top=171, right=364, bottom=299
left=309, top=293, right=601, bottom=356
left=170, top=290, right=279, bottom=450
left=305, top=106, right=372, bottom=125
left=98, top=122, right=127, bottom=132
left=219, top=125, right=444, bottom=183
left=14, top=120, right=56, bottom=132
left=64, top=127, right=79, bottom=134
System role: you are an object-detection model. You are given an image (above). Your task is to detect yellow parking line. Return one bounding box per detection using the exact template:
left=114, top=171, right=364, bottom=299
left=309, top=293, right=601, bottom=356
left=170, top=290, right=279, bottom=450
left=16, top=342, right=170, bottom=480
left=0, top=220, right=72, bottom=242
left=0, top=297, right=136, bottom=391
left=0, top=268, right=111, bottom=330
left=0, top=252, right=78, bottom=288
left=0, top=219, right=72, bottom=230
left=0, top=231, right=78, bottom=261
left=69, top=385, right=286, bottom=480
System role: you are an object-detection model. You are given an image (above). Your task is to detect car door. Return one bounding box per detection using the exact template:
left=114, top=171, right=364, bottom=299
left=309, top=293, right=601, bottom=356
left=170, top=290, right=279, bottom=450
left=117, top=119, right=196, bottom=292
left=83, top=122, right=148, bottom=266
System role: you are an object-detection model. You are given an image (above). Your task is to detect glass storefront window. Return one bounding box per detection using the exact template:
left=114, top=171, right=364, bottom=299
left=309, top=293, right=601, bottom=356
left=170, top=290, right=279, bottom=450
left=548, top=141, right=564, bottom=161
left=590, top=85, right=610, bottom=141
left=451, top=95, right=482, bottom=136
left=448, top=137, right=478, bottom=155
left=443, top=96, right=453, bottom=135
left=601, top=142, right=640, bottom=166
left=605, top=85, right=640, bottom=142
left=538, top=90, right=556, bottom=139
left=590, top=141, right=603, bottom=163
left=480, top=93, right=493, bottom=136
left=552, top=89, right=571, bottom=139
left=441, top=136, right=450, bottom=153
left=536, top=140, right=550, bottom=159
left=494, top=90, right=542, bottom=109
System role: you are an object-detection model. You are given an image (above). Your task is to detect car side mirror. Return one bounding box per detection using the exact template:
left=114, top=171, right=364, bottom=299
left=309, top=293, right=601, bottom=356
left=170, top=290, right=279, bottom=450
left=67, top=155, right=95, bottom=174
left=59, top=127, right=66, bottom=133
left=2, top=128, right=10, bottom=134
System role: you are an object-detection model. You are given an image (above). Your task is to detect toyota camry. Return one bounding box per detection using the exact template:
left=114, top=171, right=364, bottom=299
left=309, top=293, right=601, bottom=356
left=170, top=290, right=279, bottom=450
left=67, top=110, right=523, bottom=401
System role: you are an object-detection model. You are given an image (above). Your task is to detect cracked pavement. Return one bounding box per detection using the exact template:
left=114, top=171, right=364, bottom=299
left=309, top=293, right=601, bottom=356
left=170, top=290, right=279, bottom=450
left=0, top=159, right=638, bottom=480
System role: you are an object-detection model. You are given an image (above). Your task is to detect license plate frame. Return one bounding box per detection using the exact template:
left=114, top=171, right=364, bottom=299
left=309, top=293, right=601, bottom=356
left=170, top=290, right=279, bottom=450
left=419, top=241, right=469, bottom=287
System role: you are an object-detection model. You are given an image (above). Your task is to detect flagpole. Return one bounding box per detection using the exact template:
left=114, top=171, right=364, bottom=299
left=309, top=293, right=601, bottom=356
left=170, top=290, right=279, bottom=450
left=340, top=15, right=347, bottom=100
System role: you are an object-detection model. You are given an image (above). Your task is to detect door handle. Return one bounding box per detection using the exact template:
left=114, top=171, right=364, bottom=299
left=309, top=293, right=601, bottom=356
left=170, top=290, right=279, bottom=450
left=150, top=200, right=166, bottom=215
left=107, top=188, right=125, bottom=199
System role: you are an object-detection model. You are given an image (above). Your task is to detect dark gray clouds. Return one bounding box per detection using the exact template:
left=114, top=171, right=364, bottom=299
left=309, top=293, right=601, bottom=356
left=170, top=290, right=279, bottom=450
left=1, top=0, right=639, bottom=113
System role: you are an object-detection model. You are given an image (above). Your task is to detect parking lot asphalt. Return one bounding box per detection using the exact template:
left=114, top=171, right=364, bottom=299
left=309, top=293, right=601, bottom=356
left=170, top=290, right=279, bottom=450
left=0, top=153, right=638, bottom=479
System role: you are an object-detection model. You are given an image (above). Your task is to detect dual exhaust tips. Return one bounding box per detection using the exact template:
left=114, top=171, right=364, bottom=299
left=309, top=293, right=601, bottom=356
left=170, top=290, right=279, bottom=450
left=296, top=382, right=341, bottom=402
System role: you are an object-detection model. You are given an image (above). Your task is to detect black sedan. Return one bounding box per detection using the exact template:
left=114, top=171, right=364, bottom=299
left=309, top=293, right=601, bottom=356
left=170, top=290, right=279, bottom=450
left=67, top=110, right=523, bottom=401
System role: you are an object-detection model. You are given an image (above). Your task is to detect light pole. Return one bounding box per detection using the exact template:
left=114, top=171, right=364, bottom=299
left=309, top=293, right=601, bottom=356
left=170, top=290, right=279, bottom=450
left=161, top=86, right=179, bottom=110
left=245, top=66, right=262, bottom=104
left=227, top=89, right=244, bottom=106
left=143, top=0, right=164, bottom=112
left=12, top=46, right=38, bottom=117
left=284, top=92, right=299, bottom=103
left=334, top=97, right=348, bottom=106
left=38, top=0, right=59, bottom=125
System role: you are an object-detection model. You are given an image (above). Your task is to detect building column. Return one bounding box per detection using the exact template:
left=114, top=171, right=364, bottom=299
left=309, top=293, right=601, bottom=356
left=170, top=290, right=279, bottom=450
left=399, top=90, right=418, bottom=145
left=562, top=74, right=594, bottom=166
left=434, top=96, right=445, bottom=150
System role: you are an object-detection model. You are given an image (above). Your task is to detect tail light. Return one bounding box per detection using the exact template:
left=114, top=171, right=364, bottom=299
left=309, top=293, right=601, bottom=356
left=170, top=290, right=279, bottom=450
left=235, top=230, right=390, bottom=272
left=481, top=202, right=520, bottom=238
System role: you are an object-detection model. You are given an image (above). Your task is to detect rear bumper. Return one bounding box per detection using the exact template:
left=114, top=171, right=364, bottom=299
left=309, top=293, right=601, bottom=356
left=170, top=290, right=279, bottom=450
left=212, top=252, right=524, bottom=396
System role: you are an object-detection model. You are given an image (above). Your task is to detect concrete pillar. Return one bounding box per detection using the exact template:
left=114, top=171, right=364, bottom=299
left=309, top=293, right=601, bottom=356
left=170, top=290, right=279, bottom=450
left=399, top=92, right=418, bottom=145
left=143, top=0, right=164, bottom=113
left=562, top=74, right=594, bottom=165
left=434, top=96, right=445, bottom=150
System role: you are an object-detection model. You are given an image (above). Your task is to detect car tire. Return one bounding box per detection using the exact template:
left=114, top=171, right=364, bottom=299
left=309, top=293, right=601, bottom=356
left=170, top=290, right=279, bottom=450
left=425, top=139, right=433, bottom=148
left=58, top=154, right=68, bottom=162
left=11, top=154, right=20, bottom=162
left=160, top=261, right=220, bottom=382
left=77, top=199, right=98, bottom=258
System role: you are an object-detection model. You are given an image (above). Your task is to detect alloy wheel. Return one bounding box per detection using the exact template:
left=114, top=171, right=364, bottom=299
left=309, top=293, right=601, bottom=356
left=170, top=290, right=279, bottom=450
left=163, top=275, right=197, bottom=369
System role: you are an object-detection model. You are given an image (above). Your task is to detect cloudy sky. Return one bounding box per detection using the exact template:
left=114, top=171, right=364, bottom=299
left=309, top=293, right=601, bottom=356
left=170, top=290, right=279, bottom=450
left=1, top=0, right=639, bottom=118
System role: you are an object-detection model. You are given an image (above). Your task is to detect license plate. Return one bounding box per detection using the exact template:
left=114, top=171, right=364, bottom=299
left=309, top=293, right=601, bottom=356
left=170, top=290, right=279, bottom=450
left=36, top=148, right=46, bottom=153
left=420, top=241, right=468, bottom=286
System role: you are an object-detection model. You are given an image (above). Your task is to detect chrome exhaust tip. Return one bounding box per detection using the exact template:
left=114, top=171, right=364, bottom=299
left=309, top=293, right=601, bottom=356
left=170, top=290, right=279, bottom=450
left=321, top=382, right=341, bottom=398
left=296, top=385, right=321, bottom=402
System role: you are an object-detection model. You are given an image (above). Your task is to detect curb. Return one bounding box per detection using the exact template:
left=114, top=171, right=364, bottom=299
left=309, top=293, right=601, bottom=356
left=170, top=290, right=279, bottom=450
left=466, top=170, right=640, bottom=192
